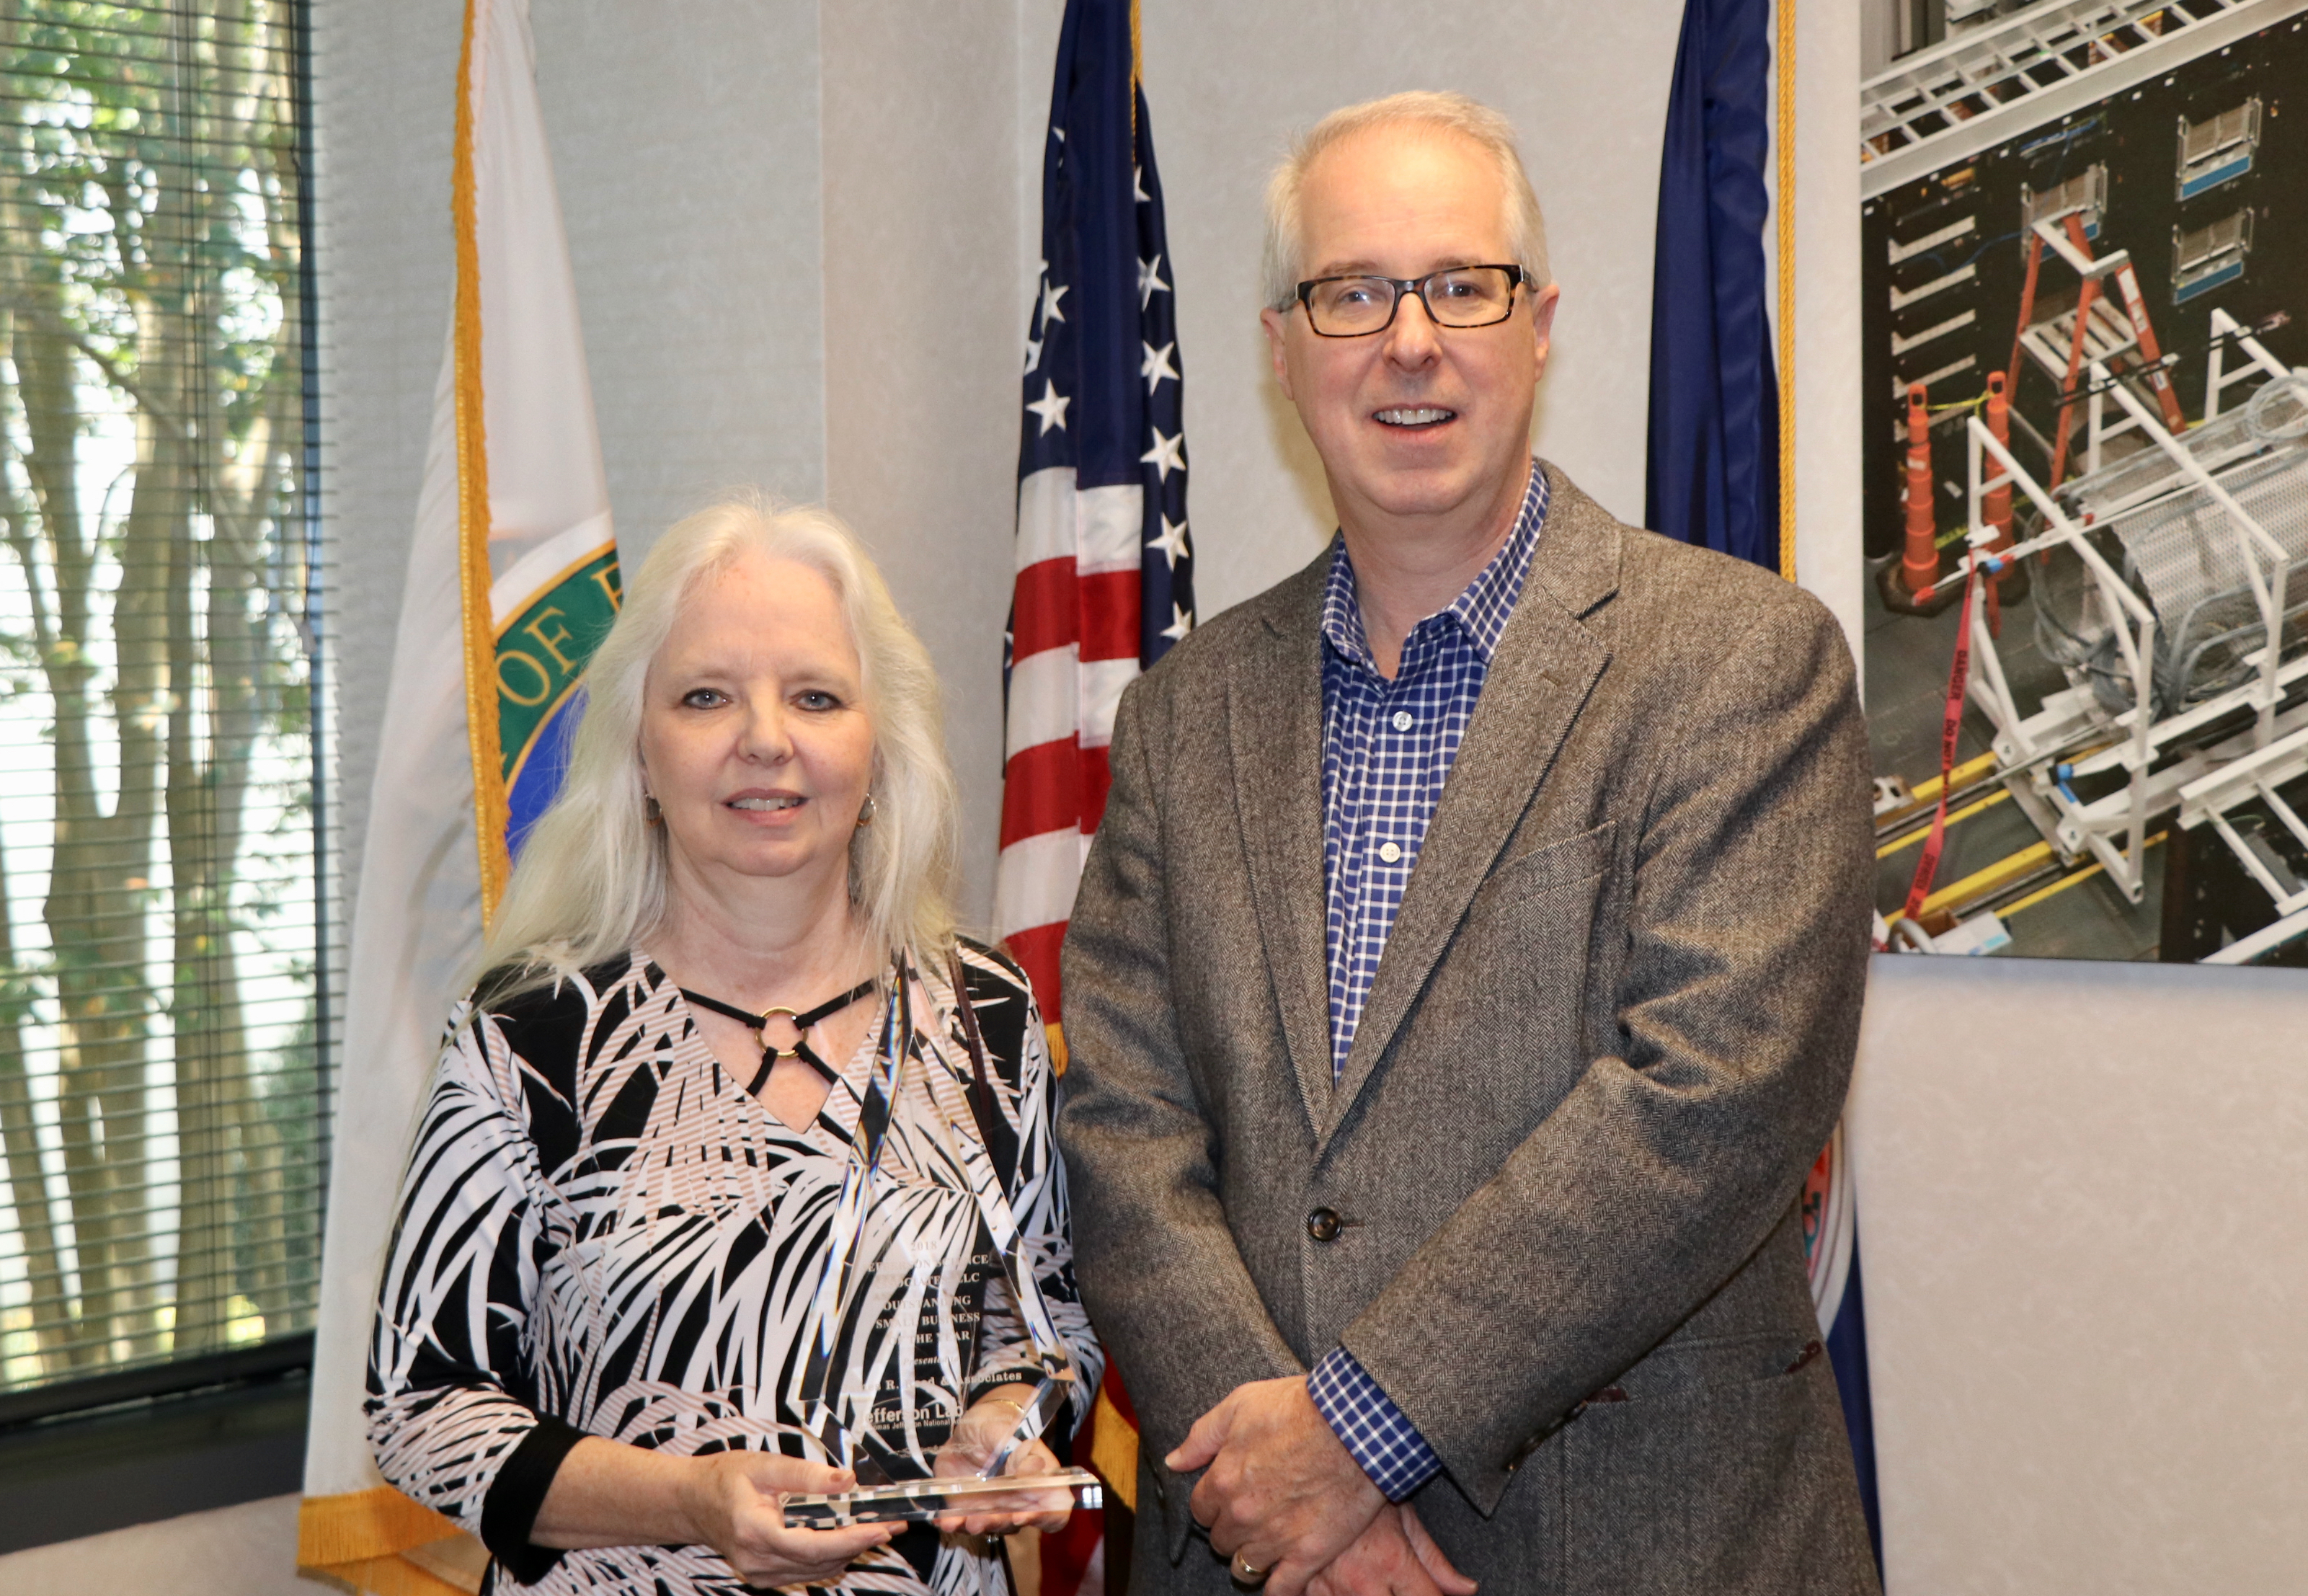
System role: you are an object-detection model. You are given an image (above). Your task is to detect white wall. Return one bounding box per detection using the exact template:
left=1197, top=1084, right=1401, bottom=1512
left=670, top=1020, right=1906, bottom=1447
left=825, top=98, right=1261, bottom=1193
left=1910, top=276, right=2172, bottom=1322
left=535, top=4, right=830, bottom=546
left=821, top=2, right=1026, bottom=926
left=1785, top=0, right=1865, bottom=652
left=1852, top=957, right=2308, bottom=1592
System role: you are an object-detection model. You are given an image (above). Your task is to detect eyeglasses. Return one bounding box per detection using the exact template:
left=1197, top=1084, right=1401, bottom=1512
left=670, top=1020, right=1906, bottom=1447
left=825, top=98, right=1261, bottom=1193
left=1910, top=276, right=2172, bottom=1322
left=1295, top=264, right=1527, bottom=337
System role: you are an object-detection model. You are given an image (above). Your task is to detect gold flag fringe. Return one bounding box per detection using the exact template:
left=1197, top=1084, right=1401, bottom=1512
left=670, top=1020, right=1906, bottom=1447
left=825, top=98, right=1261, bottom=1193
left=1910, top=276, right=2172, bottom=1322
left=1086, top=1383, right=1140, bottom=1514
left=1775, top=0, right=1798, bottom=583
left=452, top=0, right=512, bottom=924
left=297, top=1486, right=482, bottom=1596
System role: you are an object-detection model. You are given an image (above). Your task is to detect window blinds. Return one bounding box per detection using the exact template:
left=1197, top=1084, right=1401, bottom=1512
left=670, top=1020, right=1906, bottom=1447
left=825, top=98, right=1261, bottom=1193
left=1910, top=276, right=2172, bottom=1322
left=0, top=0, right=326, bottom=1411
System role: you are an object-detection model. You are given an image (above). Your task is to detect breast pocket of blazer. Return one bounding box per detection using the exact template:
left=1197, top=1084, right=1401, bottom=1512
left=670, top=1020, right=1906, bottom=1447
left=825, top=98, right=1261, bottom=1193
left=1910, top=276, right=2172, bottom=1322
left=1444, top=821, right=1617, bottom=1091
left=1480, top=819, right=1617, bottom=910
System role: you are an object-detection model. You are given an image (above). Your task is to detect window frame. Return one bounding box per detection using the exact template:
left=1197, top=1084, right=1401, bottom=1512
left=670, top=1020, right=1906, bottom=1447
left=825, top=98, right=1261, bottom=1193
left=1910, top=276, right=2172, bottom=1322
left=0, top=1342, right=311, bottom=1553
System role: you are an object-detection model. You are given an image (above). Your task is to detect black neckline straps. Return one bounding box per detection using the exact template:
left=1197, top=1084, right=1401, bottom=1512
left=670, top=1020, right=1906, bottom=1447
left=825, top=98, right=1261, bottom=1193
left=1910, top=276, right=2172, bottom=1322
left=680, top=975, right=881, bottom=1096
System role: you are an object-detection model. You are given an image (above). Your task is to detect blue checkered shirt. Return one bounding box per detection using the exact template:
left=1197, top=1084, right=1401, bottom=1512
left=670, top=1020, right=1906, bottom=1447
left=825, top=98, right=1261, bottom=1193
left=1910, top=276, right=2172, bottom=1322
left=1305, top=461, right=1548, bottom=1501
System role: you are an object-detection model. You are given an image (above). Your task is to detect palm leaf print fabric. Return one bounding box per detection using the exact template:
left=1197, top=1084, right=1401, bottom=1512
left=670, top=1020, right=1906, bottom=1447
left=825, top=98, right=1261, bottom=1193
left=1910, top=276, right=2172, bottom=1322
left=366, top=941, right=1099, bottom=1595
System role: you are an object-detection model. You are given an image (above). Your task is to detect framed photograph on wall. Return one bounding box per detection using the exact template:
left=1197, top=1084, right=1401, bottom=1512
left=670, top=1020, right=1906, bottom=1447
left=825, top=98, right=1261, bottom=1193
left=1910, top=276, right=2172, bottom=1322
left=1860, top=0, right=2308, bottom=963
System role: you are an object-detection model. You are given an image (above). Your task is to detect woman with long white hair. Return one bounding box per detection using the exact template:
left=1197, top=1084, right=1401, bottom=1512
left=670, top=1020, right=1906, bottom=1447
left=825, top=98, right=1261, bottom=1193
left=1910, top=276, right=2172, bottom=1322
left=366, top=497, right=1100, bottom=1596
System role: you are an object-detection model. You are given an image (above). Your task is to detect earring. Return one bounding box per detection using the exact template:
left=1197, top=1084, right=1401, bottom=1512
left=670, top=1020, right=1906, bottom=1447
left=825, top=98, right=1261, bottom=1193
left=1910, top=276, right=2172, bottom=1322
left=644, top=795, right=662, bottom=827
left=856, top=792, right=877, bottom=828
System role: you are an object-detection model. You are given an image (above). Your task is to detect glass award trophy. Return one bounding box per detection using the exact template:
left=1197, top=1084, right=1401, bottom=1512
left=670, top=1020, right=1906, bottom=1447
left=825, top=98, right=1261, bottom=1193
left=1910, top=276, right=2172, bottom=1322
left=784, top=960, right=1099, bottom=1528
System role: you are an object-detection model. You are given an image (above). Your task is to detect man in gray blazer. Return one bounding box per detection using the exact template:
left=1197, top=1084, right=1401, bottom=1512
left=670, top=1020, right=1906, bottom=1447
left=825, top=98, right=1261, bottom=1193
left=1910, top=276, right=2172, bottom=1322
left=1057, top=91, right=1878, bottom=1596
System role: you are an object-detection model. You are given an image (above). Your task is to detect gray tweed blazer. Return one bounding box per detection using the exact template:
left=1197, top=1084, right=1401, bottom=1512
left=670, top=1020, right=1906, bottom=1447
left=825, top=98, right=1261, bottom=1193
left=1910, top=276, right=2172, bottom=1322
left=1057, top=464, right=1879, bottom=1595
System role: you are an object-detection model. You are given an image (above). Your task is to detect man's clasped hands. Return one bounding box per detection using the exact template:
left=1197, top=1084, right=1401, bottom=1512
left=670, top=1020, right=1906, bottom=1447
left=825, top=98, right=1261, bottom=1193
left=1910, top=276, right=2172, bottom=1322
left=1169, top=1377, right=1476, bottom=1596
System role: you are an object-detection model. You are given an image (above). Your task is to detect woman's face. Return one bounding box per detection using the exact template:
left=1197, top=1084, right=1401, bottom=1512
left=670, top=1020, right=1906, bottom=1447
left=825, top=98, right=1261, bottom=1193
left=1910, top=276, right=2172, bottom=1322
left=637, top=549, right=876, bottom=904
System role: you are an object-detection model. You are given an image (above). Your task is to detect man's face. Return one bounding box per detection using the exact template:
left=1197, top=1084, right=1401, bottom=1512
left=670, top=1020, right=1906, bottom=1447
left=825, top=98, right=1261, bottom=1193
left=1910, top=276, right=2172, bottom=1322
left=1261, top=125, right=1559, bottom=540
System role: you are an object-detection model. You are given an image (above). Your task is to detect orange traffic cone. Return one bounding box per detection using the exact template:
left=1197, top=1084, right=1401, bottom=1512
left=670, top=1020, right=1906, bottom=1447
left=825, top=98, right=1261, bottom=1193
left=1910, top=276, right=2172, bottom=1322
left=1980, top=369, right=2029, bottom=607
left=1878, top=381, right=1958, bottom=616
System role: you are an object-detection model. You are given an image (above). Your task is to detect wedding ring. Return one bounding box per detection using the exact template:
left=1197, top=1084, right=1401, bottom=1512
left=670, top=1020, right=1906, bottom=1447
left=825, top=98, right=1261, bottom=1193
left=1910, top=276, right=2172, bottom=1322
left=1232, top=1553, right=1269, bottom=1586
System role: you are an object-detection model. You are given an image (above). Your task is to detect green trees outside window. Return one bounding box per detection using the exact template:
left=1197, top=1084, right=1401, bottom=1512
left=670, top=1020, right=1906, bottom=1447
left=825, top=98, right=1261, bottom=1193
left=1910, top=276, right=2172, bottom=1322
left=0, top=0, right=324, bottom=1398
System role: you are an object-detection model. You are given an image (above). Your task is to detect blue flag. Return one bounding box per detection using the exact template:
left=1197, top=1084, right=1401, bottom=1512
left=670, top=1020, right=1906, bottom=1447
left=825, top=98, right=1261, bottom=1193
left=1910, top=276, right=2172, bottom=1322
left=1645, top=0, right=1780, bottom=569
left=1649, top=0, right=1883, bottom=1570
left=1804, top=1128, right=1885, bottom=1572
left=1829, top=1238, right=1883, bottom=1566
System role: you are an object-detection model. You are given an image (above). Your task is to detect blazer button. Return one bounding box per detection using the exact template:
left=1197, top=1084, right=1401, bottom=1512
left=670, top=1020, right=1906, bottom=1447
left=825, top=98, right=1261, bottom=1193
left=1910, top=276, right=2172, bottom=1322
left=1306, top=1207, right=1343, bottom=1243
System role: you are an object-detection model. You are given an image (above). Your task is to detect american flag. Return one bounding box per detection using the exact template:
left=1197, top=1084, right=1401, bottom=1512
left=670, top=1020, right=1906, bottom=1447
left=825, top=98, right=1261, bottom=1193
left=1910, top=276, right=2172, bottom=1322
left=996, top=0, right=1194, bottom=1027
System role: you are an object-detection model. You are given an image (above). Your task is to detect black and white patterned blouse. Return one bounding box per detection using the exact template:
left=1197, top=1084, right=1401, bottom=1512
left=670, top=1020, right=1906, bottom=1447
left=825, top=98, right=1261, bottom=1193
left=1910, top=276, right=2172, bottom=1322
left=366, top=940, right=1100, bottom=1596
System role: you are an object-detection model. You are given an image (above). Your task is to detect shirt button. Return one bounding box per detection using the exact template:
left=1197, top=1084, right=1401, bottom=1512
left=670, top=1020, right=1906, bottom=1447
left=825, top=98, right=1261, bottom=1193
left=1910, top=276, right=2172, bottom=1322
left=1392, top=711, right=1413, bottom=732
left=1307, top=1207, right=1343, bottom=1243
left=1378, top=842, right=1403, bottom=864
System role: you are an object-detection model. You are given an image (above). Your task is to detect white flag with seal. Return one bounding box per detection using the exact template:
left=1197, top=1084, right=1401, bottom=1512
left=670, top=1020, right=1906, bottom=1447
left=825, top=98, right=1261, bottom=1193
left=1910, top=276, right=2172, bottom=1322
left=298, top=2, right=616, bottom=1590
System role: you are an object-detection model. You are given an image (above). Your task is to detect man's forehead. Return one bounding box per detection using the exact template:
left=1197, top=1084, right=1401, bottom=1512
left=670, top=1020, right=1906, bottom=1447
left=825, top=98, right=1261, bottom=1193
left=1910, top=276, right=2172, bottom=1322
left=1297, top=123, right=1511, bottom=257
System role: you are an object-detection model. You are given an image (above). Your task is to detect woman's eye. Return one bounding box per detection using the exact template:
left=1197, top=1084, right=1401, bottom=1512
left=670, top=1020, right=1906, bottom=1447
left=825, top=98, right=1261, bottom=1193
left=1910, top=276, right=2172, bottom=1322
left=680, top=687, right=727, bottom=709
left=796, top=690, right=842, bottom=711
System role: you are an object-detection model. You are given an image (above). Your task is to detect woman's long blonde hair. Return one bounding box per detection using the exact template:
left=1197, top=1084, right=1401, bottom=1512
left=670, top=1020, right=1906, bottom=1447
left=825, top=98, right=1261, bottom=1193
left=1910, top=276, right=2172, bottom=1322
left=477, top=495, right=958, bottom=988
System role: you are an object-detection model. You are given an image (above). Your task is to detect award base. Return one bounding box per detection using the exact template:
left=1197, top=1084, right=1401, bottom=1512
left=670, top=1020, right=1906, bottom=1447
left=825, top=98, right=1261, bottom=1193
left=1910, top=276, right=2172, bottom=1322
left=783, top=1468, right=1104, bottom=1528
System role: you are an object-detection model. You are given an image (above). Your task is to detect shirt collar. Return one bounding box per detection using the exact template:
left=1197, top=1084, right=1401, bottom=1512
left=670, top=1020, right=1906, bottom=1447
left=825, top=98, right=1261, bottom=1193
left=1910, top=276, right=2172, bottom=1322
left=1320, top=461, right=1550, bottom=673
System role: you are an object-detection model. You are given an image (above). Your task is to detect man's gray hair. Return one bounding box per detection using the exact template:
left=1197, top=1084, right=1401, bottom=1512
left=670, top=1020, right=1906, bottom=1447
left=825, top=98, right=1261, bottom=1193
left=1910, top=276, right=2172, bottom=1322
left=1261, top=91, right=1551, bottom=313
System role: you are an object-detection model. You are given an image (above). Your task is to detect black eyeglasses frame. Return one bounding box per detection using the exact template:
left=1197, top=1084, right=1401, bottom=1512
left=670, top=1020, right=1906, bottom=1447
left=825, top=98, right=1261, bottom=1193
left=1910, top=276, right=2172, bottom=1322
left=1293, top=263, right=1529, bottom=337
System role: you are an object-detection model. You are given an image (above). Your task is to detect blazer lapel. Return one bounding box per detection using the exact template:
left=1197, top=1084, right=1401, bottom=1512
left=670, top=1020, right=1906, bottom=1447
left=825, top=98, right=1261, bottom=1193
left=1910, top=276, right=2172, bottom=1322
left=1323, top=471, right=1623, bottom=1146
left=1228, top=562, right=1338, bottom=1132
